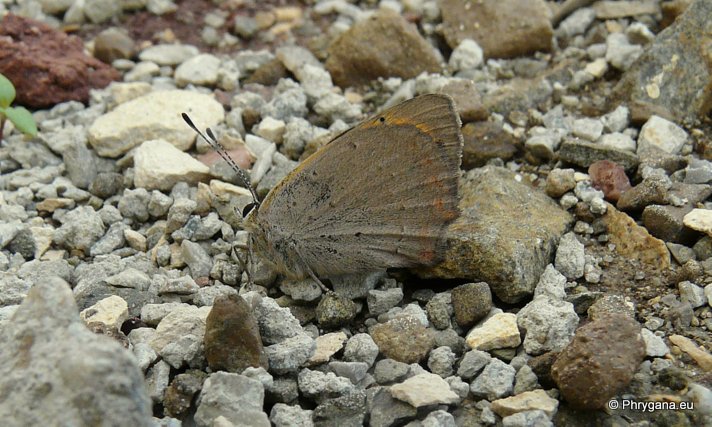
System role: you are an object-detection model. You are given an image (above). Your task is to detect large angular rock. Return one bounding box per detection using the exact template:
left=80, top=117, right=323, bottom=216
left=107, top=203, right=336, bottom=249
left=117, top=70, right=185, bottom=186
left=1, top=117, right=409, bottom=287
left=325, top=9, right=441, bottom=87
left=0, top=277, right=152, bottom=426
left=0, top=14, right=119, bottom=108
left=440, top=0, right=553, bottom=58
left=611, top=0, right=712, bottom=124
left=419, top=166, right=573, bottom=303
left=88, top=90, right=224, bottom=157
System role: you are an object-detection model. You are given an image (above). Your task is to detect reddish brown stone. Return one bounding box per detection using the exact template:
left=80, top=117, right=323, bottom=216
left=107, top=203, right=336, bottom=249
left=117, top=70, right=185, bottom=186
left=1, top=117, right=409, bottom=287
left=588, top=160, right=632, bottom=203
left=0, top=14, right=120, bottom=109
left=204, top=294, right=268, bottom=372
left=552, top=314, right=645, bottom=409
left=325, top=9, right=441, bottom=88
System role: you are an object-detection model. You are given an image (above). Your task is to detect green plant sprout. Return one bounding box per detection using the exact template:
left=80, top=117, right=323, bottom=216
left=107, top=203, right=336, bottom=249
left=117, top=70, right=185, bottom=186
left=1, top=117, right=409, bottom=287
left=0, top=73, right=37, bottom=138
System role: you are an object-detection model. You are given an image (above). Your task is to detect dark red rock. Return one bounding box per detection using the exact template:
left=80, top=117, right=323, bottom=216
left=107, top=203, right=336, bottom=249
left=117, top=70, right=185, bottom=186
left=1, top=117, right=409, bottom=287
left=588, top=160, right=632, bottom=203
left=0, top=14, right=120, bottom=109
left=204, top=294, right=268, bottom=372
left=552, top=314, right=645, bottom=410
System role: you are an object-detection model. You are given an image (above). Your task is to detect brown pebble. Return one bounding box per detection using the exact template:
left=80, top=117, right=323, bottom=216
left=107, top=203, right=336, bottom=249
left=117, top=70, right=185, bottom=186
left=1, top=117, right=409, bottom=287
left=588, top=160, right=631, bottom=203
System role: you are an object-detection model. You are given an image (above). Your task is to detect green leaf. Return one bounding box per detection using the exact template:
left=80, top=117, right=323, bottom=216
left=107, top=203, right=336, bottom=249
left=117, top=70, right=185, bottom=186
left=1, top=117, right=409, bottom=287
left=0, top=73, right=16, bottom=109
left=5, top=106, right=37, bottom=136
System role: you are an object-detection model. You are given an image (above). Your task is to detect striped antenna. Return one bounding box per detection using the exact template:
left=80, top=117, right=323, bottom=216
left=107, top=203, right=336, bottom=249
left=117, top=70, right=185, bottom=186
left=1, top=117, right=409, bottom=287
left=182, top=113, right=259, bottom=205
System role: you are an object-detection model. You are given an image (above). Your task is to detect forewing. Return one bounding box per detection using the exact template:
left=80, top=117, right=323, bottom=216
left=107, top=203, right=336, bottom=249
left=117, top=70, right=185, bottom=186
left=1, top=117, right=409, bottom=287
left=256, top=94, right=463, bottom=277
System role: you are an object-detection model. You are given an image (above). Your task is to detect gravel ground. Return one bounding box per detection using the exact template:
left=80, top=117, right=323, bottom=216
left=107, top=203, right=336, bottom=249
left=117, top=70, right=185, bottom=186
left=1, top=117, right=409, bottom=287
left=0, top=1, right=711, bottom=426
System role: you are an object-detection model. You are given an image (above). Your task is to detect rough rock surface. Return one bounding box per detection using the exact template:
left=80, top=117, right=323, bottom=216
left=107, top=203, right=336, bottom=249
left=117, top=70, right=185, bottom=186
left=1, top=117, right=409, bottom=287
left=552, top=314, right=646, bottom=409
left=420, top=166, right=572, bottom=303
left=0, top=14, right=119, bottom=108
left=0, top=277, right=152, bottom=426
left=325, top=9, right=441, bottom=87
left=204, top=294, right=268, bottom=373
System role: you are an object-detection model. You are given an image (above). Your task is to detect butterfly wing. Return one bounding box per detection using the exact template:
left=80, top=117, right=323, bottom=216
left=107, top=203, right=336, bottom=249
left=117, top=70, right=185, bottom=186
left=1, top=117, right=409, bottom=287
left=254, top=94, right=463, bottom=278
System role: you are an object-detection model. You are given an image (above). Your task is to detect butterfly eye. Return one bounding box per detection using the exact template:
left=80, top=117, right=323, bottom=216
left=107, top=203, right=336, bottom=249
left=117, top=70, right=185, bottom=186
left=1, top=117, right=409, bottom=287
left=242, top=202, right=258, bottom=217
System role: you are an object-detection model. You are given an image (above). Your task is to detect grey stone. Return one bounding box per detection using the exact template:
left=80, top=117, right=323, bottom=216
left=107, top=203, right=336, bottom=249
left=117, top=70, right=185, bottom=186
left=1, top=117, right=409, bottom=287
left=330, top=271, right=384, bottom=299
left=118, top=188, right=151, bottom=222
left=343, top=333, right=379, bottom=367
left=445, top=375, right=470, bottom=400
left=53, top=206, right=105, bottom=253
left=166, top=198, right=197, bottom=234
left=265, top=333, right=316, bottom=375
left=606, top=32, right=643, bottom=71
left=63, top=139, right=97, bottom=190
left=313, top=389, right=367, bottom=427
left=298, top=368, right=353, bottom=401
left=517, top=296, right=579, bottom=355
left=533, top=264, right=566, bottom=300
left=426, top=292, right=453, bottom=330
left=265, top=376, right=299, bottom=405
left=0, top=277, right=152, bottom=426
left=572, top=118, right=603, bottom=141
left=678, top=281, right=707, bottom=308
left=422, top=410, right=456, bottom=427
left=502, top=410, right=553, bottom=427
left=280, top=278, right=323, bottom=302
left=195, top=372, right=269, bottom=427
left=329, top=361, right=370, bottom=384
left=158, top=276, right=199, bottom=295
left=554, top=232, right=585, bottom=280
left=367, top=386, right=417, bottom=427
left=640, top=328, right=669, bottom=357
left=180, top=240, right=212, bottom=279
left=514, top=365, right=540, bottom=394
left=374, top=358, right=410, bottom=384
left=254, top=297, right=303, bottom=345
left=684, top=159, right=712, bottom=184
left=270, top=403, right=314, bottom=427
left=559, top=139, right=639, bottom=171
left=146, top=359, right=171, bottom=402
left=457, top=349, right=491, bottom=380
left=90, top=222, right=129, bottom=256
left=260, top=81, right=308, bottom=121
left=368, top=287, right=404, bottom=315
left=637, top=115, right=688, bottom=155
left=470, top=358, right=516, bottom=400
left=428, top=346, right=457, bottom=378
left=148, top=190, right=173, bottom=218
left=151, top=305, right=210, bottom=369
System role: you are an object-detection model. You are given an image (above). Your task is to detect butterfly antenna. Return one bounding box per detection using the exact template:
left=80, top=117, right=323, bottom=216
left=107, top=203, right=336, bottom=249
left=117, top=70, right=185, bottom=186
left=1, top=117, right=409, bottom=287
left=182, top=113, right=259, bottom=205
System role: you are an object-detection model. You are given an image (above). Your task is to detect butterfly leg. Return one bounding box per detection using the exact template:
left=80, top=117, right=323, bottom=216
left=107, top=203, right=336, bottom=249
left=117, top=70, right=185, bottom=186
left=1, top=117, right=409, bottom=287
left=290, top=242, right=330, bottom=294
left=231, top=242, right=254, bottom=285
